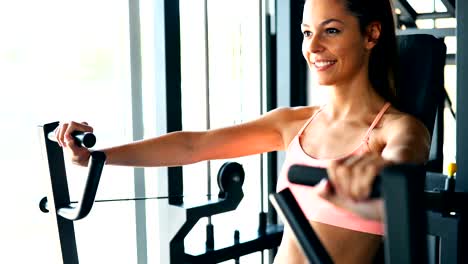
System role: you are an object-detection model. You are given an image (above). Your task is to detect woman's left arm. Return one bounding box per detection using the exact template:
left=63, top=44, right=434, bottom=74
left=380, top=115, right=431, bottom=164
left=327, top=115, right=431, bottom=202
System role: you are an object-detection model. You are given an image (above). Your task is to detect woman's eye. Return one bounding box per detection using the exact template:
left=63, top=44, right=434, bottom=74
left=303, top=31, right=312, bottom=37
left=325, top=28, right=340, bottom=34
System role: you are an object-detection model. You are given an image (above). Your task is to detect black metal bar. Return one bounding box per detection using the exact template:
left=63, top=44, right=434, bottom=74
left=427, top=101, right=445, bottom=173
left=440, top=0, right=456, bottom=16
left=381, top=164, right=428, bottom=264
left=456, top=0, right=468, bottom=193
left=47, top=131, right=96, bottom=149
left=446, top=54, right=456, bottom=65
left=417, top=11, right=454, bottom=19
left=185, top=225, right=283, bottom=263
left=266, top=14, right=278, bottom=216
left=169, top=162, right=246, bottom=263
left=170, top=192, right=244, bottom=263
left=41, top=129, right=106, bottom=221
left=165, top=0, right=183, bottom=206
left=288, top=165, right=382, bottom=197
left=153, top=0, right=183, bottom=206
left=455, top=2, right=468, bottom=260
left=458, top=214, right=468, bottom=264
left=39, top=122, right=79, bottom=264
left=56, top=151, right=106, bottom=221
left=426, top=211, right=459, bottom=264
left=395, top=0, right=418, bottom=19
left=269, top=189, right=334, bottom=264
left=267, top=9, right=279, bottom=263
left=426, top=235, right=439, bottom=264
left=394, top=0, right=418, bottom=27
left=284, top=164, right=438, bottom=263
left=396, top=28, right=456, bottom=37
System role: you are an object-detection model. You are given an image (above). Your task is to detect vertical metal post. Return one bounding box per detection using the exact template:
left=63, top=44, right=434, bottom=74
left=270, top=1, right=307, bottom=262
left=202, top=0, right=215, bottom=251
left=153, top=0, right=183, bottom=205
left=381, top=165, right=427, bottom=264
left=39, top=122, right=79, bottom=264
left=266, top=2, right=278, bottom=263
left=427, top=212, right=459, bottom=264
left=128, top=0, right=148, bottom=263
left=276, top=0, right=307, bottom=108
left=456, top=1, right=468, bottom=261
left=153, top=0, right=183, bottom=263
left=456, top=0, right=468, bottom=193
left=275, top=0, right=308, bottom=174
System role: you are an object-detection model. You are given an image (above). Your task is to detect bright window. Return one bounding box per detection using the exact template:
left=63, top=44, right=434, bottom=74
left=0, top=0, right=139, bottom=263
left=180, top=0, right=265, bottom=263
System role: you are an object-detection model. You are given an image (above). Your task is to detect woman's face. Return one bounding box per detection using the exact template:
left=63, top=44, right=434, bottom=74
left=301, top=0, right=375, bottom=86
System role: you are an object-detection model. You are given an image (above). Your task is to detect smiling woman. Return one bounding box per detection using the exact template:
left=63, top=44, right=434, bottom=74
left=274, top=0, right=429, bottom=263
left=56, top=0, right=429, bottom=263
left=301, top=0, right=398, bottom=105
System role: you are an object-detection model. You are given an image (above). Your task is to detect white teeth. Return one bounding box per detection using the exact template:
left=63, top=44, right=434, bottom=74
left=314, top=61, right=336, bottom=67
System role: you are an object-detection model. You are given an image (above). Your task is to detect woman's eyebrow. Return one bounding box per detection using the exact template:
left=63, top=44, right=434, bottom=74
left=301, top=18, right=345, bottom=28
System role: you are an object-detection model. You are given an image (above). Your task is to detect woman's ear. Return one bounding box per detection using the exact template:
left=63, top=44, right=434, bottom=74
left=365, top=22, right=381, bottom=50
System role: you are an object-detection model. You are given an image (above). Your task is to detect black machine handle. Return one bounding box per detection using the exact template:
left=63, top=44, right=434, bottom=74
left=57, top=151, right=106, bottom=220
left=42, top=127, right=106, bottom=221
left=48, top=130, right=96, bottom=148
left=288, top=165, right=382, bottom=198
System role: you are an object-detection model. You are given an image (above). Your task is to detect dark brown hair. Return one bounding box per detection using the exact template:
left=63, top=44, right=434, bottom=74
left=343, top=0, right=399, bottom=105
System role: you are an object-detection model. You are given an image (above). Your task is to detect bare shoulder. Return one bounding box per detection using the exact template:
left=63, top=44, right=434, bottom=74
left=265, top=105, right=321, bottom=148
left=379, top=107, right=431, bottom=163
left=267, top=105, right=320, bottom=123
left=382, top=107, right=430, bottom=138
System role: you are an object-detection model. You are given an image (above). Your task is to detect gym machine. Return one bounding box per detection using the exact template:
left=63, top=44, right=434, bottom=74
left=271, top=164, right=468, bottom=264
left=40, top=119, right=468, bottom=264
left=38, top=121, right=282, bottom=264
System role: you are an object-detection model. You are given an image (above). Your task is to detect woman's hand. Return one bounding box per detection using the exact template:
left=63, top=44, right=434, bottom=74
left=55, top=121, right=93, bottom=167
left=327, top=153, right=392, bottom=201
left=316, top=153, right=392, bottom=220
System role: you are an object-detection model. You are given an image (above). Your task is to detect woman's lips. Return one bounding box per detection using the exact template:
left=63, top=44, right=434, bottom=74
left=313, top=60, right=337, bottom=71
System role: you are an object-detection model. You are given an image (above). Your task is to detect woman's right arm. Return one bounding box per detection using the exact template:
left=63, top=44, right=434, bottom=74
left=56, top=107, right=299, bottom=167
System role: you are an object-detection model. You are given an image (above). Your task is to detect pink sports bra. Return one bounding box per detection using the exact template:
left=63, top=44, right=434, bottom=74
left=276, top=102, right=391, bottom=235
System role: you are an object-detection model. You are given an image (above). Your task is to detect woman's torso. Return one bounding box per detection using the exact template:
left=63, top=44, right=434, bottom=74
left=274, top=103, right=392, bottom=264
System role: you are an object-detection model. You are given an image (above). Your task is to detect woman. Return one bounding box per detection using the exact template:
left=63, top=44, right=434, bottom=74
left=56, top=0, right=430, bottom=263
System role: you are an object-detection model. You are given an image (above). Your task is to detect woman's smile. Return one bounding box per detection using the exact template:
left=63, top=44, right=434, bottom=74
left=313, top=59, right=338, bottom=71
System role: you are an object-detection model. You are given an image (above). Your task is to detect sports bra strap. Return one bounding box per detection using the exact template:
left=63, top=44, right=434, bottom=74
left=297, top=102, right=391, bottom=141
left=297, top=105, right=326, bottom=136
left=362, top=102, right=391, bottom=142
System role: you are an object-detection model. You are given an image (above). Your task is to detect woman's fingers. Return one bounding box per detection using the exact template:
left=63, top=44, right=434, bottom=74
left=328, top=155, right=364, bottom=197
left=327, top=153, right=388, bottom=201
left=315, top=179, right=334, bottom=199
left=352, top=157, right=383, bottom=200
left=61, top=121, right=92, bottom=146
left=56, top=122, right=69, bottom=147
left=53, top=121, right=93, bottom=167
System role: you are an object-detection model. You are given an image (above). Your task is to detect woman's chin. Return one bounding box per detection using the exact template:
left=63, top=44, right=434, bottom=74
left=316, top=79, right=335, bottom=86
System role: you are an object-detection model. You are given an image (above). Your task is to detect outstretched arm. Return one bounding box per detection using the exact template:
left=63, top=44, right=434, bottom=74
left=56, top=108, right=292, bottom=167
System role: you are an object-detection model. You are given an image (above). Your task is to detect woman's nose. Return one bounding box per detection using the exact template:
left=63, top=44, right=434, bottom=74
left=307, top=34, right=324, bottom=53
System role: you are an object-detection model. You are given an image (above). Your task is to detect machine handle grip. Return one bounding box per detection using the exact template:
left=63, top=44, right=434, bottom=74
left=288, top=165, right=381, bottom=198
left=48, top=131, right=96, bottom=148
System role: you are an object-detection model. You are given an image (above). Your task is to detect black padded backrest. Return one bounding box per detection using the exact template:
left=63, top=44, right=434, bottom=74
left=396, top=34, right=447, bottom=135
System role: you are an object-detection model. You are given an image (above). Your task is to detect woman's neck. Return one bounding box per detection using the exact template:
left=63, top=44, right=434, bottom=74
left=323, top=78, right=386, bottom=121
